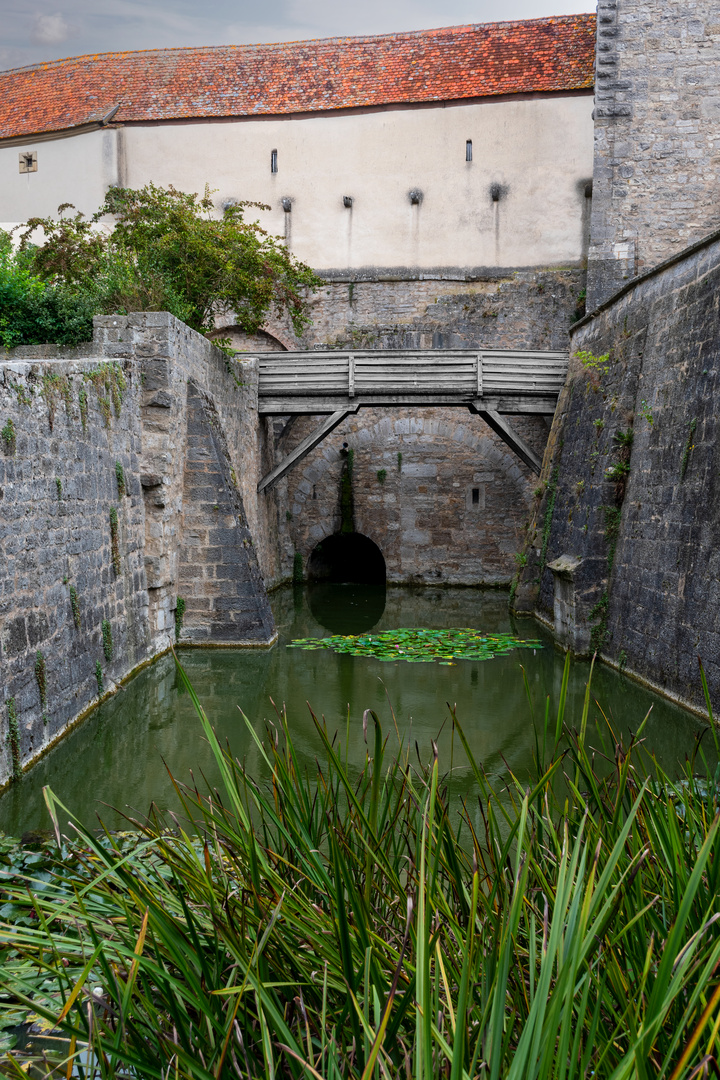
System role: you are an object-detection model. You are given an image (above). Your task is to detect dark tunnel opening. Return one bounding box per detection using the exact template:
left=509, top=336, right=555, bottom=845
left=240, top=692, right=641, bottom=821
left=306, top=533, right=386, bottom=634
left=307, top=532, right=386, bottom=585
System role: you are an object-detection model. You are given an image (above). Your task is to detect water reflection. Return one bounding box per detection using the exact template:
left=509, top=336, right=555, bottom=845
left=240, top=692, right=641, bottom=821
left=308, top=581, right=386, bottom=634
left=0, top=585, right=711, bottom=835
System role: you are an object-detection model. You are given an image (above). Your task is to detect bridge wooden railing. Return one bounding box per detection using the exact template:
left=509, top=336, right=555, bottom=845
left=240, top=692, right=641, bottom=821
left=254, top=349, right=568, bottom=492
left=257, top=349, right=568, bottom=413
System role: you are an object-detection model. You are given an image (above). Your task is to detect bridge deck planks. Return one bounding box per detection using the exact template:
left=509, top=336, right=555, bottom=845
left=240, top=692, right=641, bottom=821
left=255, top=349, right=568, bottom=407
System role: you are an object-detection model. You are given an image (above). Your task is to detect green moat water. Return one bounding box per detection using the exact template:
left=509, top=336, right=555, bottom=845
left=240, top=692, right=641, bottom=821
left=0, top=584, right=711, bottom=835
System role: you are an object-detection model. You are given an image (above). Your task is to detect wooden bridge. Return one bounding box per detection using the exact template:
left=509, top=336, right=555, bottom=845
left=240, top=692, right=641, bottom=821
left=255, top=349, right=568, bottom=492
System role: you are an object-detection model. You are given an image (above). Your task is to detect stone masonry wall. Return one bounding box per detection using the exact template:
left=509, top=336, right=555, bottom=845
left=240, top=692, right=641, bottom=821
left=0, top=354, right=150, bottom=786
left=587, top=0, right=720, bottom=307
left=258, top=271, right=576, bottom=586
left=0, top=314, right=274, bottom=787
left=300, top=269, right=586, bottom=352
left=515, top=228, right=720, bottom=713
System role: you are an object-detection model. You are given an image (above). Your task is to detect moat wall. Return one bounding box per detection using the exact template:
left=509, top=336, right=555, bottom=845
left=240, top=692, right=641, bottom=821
left=0, top=314, right=274, bottom=786
left=515, top=227, right=720, bottom=713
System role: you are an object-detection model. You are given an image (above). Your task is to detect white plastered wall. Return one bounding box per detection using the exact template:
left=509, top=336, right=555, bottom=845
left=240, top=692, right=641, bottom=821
left=0, top=94, right=593, bottom=271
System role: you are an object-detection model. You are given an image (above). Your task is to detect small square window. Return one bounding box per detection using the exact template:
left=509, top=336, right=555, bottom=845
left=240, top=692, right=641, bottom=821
left=472, top=487, right=480, bottom=504
left=19, top=151, right=37, bottom=174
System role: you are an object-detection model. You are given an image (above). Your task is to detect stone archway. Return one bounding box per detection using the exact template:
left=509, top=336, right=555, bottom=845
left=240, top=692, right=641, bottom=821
left=284, top=409, right=540, bottom=585
left=307, top=531, right=386, bottom=584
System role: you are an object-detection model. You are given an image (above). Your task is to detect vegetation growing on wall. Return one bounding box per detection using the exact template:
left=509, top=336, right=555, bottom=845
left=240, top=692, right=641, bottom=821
left=115, top=461, right=126, bottom=498
left=101, top=619, right=113, bottom=662
left=0, top=418, right=15, bottom=456
left=40, top=372, right=72, bottom=431
left=34, top=651, right=48, bottom=725
left=77, top=387, right=88, bottom=431
left=85, top=362, right=127, bottom=427
left=6, top=698, right=20, bottom=781
left=94, top=660, right=103, bottom=696
left=175, top=597, right=186, bottom=643
left=68, top=585, right=81, bottom=630
left=2, top=185, right=320, bottom=347
left=340, top=447, right=355, bottom=534
left=109, top=507, right=121, bottom=574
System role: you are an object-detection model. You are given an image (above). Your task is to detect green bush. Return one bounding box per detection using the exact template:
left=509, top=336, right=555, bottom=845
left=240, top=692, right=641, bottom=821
left=1, top=185, right=320, bottom=349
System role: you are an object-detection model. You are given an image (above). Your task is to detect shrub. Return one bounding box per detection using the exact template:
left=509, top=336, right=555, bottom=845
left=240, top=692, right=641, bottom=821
left=5, top=185, right=321, bottom=349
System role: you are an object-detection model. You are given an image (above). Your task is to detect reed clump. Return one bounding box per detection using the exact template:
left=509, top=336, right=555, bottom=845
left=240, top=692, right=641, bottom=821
left=1, top=656, right=720, bottom=1079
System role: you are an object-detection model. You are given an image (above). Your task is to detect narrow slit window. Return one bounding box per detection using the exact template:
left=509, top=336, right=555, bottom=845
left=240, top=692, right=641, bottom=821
left=270, top=149, right=278, bottom=174
left=466, top=140, right=473, bottom=162
left=472, top=487, right=480, bottom=505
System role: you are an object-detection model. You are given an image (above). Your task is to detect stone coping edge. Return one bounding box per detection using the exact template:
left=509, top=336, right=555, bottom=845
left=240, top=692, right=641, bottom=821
left=573, top=224, right=720, bottom=333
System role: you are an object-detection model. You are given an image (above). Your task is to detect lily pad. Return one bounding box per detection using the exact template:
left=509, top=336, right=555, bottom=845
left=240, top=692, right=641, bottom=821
left=288, top=628, right=541, bottom=664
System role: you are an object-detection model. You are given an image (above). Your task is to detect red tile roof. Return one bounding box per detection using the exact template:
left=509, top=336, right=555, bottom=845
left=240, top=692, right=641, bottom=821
left=0, top=14, right=595, bottom=141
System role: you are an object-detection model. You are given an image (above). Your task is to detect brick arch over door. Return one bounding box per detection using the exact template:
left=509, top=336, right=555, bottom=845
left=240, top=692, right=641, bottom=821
left=285, top=410, right=537, bottom=585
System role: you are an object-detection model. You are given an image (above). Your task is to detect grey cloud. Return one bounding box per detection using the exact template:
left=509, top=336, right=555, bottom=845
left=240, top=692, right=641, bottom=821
left=31, top=12, right=71, bottom=44
left=2, top=0, right=596, bottom=71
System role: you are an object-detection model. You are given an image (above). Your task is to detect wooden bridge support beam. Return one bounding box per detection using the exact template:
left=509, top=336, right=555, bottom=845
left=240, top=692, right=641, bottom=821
left=257, top=406, right=359, bottom=493
left=470, top=406, right=542, bottom=475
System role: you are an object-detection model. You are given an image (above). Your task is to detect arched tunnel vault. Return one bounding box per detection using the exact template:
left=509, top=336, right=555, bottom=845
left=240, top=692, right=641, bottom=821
left=283, top=408, right=545, bottom=586
left=308, top=532, right=386, bottom=584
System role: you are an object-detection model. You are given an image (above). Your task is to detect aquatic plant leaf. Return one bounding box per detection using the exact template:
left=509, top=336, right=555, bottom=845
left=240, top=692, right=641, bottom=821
left=288, top=627, right=541, bottom=664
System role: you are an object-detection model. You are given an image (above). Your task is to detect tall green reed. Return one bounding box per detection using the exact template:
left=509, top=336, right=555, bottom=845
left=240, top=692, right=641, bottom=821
left=1, top=654, right=720, bottom=1079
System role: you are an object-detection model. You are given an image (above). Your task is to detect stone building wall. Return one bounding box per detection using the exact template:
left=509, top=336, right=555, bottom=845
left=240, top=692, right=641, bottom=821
left=587, top=0, right=720, bottom=308
left=514, top=227, right=720, bottom=714
left=0, top=314, right=274, bottom=787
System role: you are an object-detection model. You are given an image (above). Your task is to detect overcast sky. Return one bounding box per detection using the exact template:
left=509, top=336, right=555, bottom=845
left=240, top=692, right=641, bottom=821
left=1, top=0, right=596, bottom=71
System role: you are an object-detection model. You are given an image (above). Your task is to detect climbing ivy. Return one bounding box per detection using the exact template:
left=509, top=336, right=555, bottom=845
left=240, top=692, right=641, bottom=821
left=95, top=661, right=104, bottom=696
